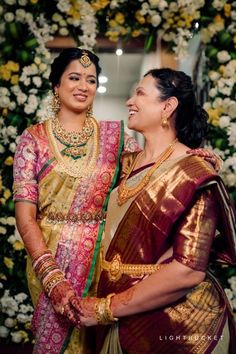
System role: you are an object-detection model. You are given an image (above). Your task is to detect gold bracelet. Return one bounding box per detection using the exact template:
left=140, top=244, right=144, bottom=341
left=95, top=293, right=118, bottom=325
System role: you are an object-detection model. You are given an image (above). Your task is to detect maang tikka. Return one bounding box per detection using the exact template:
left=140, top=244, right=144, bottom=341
left=79, top=51, right=92, bottom=68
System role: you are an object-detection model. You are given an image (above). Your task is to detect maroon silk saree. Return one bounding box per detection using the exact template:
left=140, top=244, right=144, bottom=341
left=97, top=154, right=236, bottom=354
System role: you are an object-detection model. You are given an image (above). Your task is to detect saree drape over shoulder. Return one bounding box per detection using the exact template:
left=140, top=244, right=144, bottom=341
left=97, top=154, right=236, bottom=354
left=13, top=119, right=139, bottom=354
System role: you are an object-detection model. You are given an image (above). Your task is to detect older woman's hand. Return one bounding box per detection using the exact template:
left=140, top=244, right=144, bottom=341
left=187, top=148, right=223, bottom=172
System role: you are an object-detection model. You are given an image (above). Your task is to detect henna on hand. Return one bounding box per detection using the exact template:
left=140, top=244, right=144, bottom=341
left=111, top=287, right=135, bottom=311
left=49, top=280, right=81, bottom=328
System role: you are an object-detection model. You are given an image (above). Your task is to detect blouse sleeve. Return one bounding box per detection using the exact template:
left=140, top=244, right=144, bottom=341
left=124, top=132, right=141, bottom=152
left=173, top=189, right=218, bottom=272
left=13, top=129, right=38, bottom=204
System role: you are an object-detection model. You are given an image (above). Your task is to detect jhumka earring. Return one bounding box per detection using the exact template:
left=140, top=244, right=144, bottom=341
left=51, top=92, right=60, bottom=115
left=86, top=105, right=93, bottom=118
left=161, top=114, right=169, bottom=128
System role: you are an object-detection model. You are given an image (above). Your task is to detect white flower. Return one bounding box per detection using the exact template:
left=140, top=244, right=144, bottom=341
left=14, top=293, right=27, bottom=303
left=224, top=288, right=233, bottom=300
left=209, top=88, right=218, bottom=98
left=0, top=282, right=3, bottom=289
left=52, top=13, right=63, bottom=22
left=57, top=0, right=71, bottom=12
left=18, top=0, right=27, bottom=5
left=32, top=76, right=42, bottom=88
left=0, top=145, right=5, bottom=153
left=16, top=92, right=27, bottom=105
left=7, top=126, right=17, bottom=136
left=4, top=12, right=15, bottom=22
left=0, top=226, right=7, bottom=234
left=11, top=331, right=23, bottom=343
left=5, top=0, right=16, bottom=4
left=0, top=326, right=9, bottom=338
left=212, top=0, right=226, bottom=10
left=16, top=314, right=29, bottom=323
left=232, top=298, right=236, bottom=310
left=150, top=13, right=161, bottom=27
left=217, top=50, right=231, bottom=63
left=59, top=27, right=69, bottom=36
left=15, top=9, right=26, bottom=21
left=208, top=71, right=220, bottom=81
left=219, top=115, right=230, bottom=128
left=4, top=318, right=16, bottom=328
left=9, top=142, right=16, bottom=153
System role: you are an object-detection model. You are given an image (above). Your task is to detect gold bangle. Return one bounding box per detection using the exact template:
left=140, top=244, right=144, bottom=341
left=95, top=293, right=118, bottom=325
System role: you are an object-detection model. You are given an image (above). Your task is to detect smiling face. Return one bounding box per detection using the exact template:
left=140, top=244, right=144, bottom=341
left=126, top=74, right=178, bottom=134
left=54, top=59, right=97, bottom=114
left=126, top=74, right=166, bottom=133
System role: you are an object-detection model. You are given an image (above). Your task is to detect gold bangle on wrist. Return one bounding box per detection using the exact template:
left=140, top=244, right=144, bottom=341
left=95, top=293, right=118, bottom=325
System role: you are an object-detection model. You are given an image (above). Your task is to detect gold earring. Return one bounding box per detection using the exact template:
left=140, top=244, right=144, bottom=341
left=86, top=105, right=93, bottom=118
left=52, top=92, right=60, bottom=115
left=46, top=91, right=60, bottom=118
left=161, top=114, right=168, bottom=128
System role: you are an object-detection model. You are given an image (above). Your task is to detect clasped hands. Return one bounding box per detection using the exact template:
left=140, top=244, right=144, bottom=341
left=49, top=281, right=104, bottom=328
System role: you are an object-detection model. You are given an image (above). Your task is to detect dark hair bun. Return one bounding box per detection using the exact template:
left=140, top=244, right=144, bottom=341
left=144, top=68, right=209, bottom=148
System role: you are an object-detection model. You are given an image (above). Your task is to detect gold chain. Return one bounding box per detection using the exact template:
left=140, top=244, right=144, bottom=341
left=52, top=116, right=94, bottom=146
left=117, top=139, right=178, bottom=205
left=46, top=117, right=99, bottom=179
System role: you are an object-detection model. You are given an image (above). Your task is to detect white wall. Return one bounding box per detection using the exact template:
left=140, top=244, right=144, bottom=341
left=94, top=95, right=128, bottom=124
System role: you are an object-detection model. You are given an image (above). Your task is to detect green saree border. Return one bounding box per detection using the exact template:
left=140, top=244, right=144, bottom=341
left=83, top=120, right=124, bottom=297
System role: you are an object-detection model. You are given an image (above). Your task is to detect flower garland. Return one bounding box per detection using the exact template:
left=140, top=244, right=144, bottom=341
left=0, top=0, right=235, bottom=345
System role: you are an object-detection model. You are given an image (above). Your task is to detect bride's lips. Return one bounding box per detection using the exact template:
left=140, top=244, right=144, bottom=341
left=73, top=93, right=87, bottom=102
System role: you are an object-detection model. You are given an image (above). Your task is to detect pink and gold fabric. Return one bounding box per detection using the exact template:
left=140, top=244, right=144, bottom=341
left=97, top=154, right=236, bottom=354
left=13, top=119, right=133, bottom=354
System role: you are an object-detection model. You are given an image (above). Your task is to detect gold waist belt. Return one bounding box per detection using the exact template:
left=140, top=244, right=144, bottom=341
left=101, top=253, right=163, bottom=282
left=45, top=211, right=106, bottom=224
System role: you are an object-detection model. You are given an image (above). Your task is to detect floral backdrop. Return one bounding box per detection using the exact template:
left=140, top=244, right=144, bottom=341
left=0, top=0, right=236, bottom=345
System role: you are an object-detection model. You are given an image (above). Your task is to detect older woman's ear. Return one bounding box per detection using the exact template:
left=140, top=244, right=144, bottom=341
left=163, top=96, right=178, bottom=118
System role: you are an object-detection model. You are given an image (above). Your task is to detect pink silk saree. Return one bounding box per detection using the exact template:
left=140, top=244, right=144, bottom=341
left=13, top=119, right=139, bottom=354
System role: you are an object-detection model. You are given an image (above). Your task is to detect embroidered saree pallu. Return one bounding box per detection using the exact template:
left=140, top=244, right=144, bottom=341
left=13, top=120, right=125, bottom=354
left=97, top=155, right=236, bottom=354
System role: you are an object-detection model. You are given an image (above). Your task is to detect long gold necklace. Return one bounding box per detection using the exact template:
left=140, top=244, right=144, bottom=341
left=52, top=116, right=94, bottom=147
left=46, top=117, right=99, bottom=179
left=117, top=139, right=178, bottom=206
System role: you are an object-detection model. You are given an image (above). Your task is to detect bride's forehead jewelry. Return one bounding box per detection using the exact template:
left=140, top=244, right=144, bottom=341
left=79, top=51, right=92, bottom=68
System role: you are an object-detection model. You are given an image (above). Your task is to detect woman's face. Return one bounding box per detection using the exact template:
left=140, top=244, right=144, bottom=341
left=126, top=74, right=167, bottom=133
left=55, top=59, right=97, bottom=114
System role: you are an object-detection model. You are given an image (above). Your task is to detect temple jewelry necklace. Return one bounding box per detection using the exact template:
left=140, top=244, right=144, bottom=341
left=46, top=117, right=99, bottom=179
left=117, top=139, right=178, bottom=206
left=52, top=116, right=94, bottom=147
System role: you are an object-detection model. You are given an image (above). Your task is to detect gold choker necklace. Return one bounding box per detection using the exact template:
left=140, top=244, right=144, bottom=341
left=117, top=139, right=178, bottom=206
left=52, top=117, right=94, bottom=147
left=47, top=117, right=99, bottom=179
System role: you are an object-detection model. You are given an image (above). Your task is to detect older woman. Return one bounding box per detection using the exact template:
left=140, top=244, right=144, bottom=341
left=79, top=68, right=236, bottom=354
